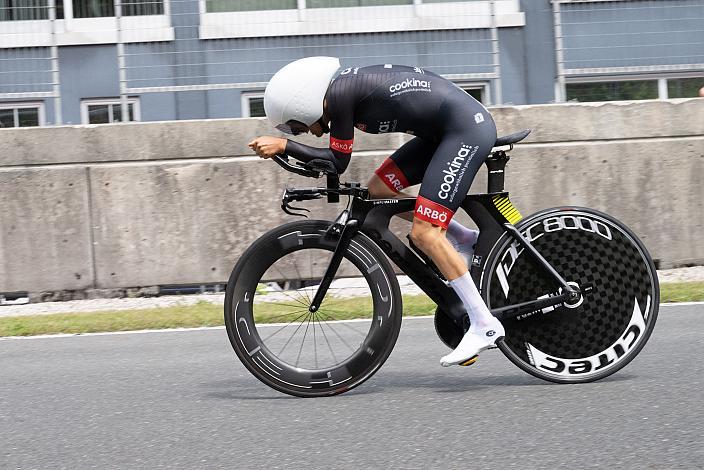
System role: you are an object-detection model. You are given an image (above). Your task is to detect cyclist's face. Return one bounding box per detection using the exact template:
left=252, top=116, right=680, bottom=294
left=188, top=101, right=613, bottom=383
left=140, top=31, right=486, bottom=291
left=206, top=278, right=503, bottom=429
left=308, top=122, right=324, bottom=138
left=277, top=120, right=326, bottom=138
left=277, top=120, right=310, bottom=136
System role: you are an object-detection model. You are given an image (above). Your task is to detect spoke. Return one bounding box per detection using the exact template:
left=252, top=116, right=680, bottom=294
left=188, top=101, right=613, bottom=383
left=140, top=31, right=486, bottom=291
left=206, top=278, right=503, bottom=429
left=290, top=254, right=311, bottom=305
left=315, top=313, right=339, bottom=364
left=268, top=264, right=310, bottom=308
left=313, top=311, right=318, bottom=369
left=267, top=288, right=309, bottom=309
left=317, top=307, right=373, bottom=323
left=316, top=310, right=370, bottom=338
left=261, top=310, right=310, bottom=343
left=316, top=312, right=358, bottom=354
left=295, top=314, right=313, bottom=368
left=256, top=307, right=311, bottom=324
left=276, top=311, right=311, bottom=357
left=294, top=288, right=312, bottom=308
left=256, top=302, right=312, bottom=311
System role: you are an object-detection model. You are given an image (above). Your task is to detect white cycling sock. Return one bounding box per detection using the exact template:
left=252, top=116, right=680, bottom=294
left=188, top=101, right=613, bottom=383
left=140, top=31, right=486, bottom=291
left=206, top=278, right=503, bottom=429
left=449, top=271, right=495, bottom=330
left=446, top=220, right=479, bottom=247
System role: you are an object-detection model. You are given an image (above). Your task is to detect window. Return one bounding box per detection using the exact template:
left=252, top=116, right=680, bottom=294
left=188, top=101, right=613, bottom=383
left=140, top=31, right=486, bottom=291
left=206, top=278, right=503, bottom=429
left=71, top=0, right=164, bottom=18
left=566, top=80, right=659, bottom=103
left=200, top=0, right=525, bottom=38
left=0, top=0, right=163, bottom=21
left=81, top=98, right=140, bottom=124
left=0, top=0, right=49, bottom=21
left=454, top=81, right=490, bottom=105
left=206, top=0, right=295, bottom=13
left=668, top=77, right=704, bottom=99
left=307, top=0, right=410, bottom=7
left=0, top=102, right=44, bottom=128
left=241, top=92, right=265, bottom=118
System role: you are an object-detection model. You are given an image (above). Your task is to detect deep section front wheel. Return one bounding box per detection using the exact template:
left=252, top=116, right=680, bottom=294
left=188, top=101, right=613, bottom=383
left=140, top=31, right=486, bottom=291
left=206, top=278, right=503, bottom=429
left=481, top=207, right=659, bottom=383
left=225, top=220, right=403, bottom=397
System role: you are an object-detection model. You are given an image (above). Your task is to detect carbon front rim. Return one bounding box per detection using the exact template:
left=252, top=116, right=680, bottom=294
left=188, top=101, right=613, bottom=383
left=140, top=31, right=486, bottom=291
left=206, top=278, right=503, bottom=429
left=226, top=221, right=402, bottom=396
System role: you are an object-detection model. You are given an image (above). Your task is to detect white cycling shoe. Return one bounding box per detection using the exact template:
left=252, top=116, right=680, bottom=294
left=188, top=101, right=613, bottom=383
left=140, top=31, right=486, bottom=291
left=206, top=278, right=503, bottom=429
left=440, top=318, right=505, bottom=367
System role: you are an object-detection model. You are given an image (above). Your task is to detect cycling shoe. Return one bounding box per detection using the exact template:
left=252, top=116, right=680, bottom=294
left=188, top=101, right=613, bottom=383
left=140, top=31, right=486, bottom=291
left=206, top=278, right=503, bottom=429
left=440, top=319, right=505, bottom=367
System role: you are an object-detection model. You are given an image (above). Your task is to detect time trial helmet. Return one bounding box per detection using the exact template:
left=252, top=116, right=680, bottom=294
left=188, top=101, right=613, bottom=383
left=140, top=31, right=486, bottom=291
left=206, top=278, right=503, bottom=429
left=264, top=56, right=340, bottom=134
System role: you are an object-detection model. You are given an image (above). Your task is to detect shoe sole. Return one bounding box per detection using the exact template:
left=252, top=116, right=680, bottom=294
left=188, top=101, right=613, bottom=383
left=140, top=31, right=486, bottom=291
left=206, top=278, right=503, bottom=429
left=459, top=355, right=479, bottom=367
left=452, top=336, right=505, bottom=367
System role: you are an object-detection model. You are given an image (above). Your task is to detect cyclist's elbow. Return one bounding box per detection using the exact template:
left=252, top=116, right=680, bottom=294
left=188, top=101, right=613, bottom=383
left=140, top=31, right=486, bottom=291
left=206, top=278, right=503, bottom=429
left=332, top=155, right=350, bottom=174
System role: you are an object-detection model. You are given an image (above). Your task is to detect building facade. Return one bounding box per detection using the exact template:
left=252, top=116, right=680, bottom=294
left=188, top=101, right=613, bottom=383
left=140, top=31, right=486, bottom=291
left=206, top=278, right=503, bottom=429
left=0, top=0, right=702, bottom=128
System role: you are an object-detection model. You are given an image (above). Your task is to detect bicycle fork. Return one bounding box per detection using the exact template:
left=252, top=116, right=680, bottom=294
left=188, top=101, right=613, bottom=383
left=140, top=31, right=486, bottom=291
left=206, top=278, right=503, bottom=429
left=308, top=210, right=358, bottom=313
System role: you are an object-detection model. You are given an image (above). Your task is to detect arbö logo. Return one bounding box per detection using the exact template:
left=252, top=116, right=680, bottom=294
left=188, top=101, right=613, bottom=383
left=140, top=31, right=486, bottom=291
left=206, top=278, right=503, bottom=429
left=389, top=78, right=432, bottom=93
left=415, top=205, right=448, bottom=224
left=384, top=173, right=404, bottom=192
left=438, top=144, right=477, bottom=200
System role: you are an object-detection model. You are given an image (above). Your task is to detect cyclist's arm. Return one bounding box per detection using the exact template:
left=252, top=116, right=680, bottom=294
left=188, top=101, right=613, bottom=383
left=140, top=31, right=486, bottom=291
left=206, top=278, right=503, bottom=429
left=285, top=78, right=355, bottom=173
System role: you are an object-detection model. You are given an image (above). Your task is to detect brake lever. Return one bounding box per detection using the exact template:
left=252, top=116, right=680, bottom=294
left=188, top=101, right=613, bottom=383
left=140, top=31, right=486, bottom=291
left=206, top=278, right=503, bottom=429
left=282, top=204, right=310, bottom=218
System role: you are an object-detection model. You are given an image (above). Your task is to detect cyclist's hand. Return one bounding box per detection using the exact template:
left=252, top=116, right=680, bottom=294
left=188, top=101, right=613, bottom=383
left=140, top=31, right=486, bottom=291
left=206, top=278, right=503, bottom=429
left=248, top=136, right=287, bottom=159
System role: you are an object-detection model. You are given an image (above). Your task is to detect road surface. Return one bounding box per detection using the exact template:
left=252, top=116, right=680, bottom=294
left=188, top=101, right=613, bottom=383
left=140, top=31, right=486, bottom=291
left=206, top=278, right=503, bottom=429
left=1, top=304, right=702, bottom=469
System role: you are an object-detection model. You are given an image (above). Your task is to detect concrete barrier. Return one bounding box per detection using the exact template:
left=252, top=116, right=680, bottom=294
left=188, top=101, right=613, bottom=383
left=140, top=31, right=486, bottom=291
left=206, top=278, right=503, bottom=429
left=0, top=99, right=702, bottom=293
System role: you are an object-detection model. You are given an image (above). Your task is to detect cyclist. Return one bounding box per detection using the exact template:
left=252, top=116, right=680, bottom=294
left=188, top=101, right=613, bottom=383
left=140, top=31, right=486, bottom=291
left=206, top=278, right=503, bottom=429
left=248, top=57, right=504, bottom=367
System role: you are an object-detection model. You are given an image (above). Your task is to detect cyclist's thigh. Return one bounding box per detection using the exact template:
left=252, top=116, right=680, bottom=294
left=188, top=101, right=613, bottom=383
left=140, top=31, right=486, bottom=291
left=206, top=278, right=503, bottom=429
left=414, top=104, right=497, bottom=228
left=374, top=137, right=437, bottom=193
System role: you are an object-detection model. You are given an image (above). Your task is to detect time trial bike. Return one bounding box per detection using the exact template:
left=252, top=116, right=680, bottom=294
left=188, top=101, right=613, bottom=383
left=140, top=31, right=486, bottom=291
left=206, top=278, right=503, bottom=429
left=224, top=129, right=659, bottom=397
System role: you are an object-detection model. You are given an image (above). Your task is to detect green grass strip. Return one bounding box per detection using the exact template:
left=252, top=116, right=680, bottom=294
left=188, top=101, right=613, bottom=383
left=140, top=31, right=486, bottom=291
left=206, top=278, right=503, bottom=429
left=0, top=282, right=701, bottom=338
left=660, top=281, right=704, bottom=303
left=0, top=295, right=438, bottom=338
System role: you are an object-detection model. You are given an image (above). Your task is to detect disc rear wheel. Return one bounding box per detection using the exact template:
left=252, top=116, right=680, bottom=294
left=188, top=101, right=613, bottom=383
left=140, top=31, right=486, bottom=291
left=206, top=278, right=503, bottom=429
left=481, top=207, right=659, bottom=383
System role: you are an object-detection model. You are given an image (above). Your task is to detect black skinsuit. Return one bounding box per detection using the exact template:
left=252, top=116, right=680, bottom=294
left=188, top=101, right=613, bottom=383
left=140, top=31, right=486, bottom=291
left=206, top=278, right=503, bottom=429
left=285, top=64, right=497, bottom=229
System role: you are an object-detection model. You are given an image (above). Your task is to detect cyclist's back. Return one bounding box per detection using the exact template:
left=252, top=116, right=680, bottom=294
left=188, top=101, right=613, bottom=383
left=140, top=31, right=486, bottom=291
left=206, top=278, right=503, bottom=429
left=327, top=64, right=473, bottom=142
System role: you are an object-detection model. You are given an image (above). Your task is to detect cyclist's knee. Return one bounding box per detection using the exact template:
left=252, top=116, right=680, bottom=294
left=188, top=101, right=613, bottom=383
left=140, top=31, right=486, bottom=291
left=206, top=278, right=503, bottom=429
left=367, top=173, right=399, bottom=199
left=410, top=219, right=445, bottom=251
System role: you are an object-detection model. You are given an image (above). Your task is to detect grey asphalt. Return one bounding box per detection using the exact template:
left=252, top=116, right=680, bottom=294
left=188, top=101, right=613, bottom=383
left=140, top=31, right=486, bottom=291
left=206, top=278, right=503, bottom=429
left=1, top=304, right=702, bottom=469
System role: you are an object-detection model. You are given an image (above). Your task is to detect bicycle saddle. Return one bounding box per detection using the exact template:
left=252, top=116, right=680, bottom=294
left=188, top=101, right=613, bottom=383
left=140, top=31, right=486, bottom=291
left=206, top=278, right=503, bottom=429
left=495, top=129, right=531, bottom=147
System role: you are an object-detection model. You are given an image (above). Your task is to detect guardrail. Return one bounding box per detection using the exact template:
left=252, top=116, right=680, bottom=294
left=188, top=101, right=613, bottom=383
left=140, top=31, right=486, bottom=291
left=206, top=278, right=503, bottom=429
left=0, top=98, right=702, bottom=294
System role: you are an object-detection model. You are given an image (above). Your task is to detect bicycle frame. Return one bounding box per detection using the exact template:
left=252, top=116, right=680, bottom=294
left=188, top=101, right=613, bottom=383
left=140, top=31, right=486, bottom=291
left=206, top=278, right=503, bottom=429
left=283, top=149, right=580, bottom=330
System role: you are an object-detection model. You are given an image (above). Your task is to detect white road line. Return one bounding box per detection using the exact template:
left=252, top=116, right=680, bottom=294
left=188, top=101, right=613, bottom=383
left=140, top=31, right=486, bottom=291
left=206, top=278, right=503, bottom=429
left=0, top=303, right=701, bottom=341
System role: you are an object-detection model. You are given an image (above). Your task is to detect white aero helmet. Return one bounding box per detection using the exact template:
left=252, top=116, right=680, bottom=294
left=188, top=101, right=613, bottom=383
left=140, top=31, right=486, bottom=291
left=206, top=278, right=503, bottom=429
left=264, top=56, right=341, bottom=134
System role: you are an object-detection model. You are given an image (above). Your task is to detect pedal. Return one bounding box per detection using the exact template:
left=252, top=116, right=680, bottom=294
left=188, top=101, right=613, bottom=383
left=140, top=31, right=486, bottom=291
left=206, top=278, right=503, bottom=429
left=459, top=355, right=479, bottom=367
left=407, top=236, right=447, bottom=281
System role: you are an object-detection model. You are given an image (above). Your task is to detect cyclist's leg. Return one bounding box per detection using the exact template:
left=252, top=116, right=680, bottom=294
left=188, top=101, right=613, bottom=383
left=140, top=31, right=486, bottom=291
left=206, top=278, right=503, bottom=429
left=368, top=136, right=436, bottom=200
left=409, top=129, right=496, bottom=278
left=369, top=136, right=483, bottom=253
left=406, top=103, right=501, bottom=366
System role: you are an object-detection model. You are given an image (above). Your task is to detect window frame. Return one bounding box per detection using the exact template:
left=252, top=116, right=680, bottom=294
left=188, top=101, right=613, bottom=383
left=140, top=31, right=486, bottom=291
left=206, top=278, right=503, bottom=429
left=564, top=73, right=704, bottom=102
left=240, top=91, right=265, bottom=118
left=0, top=0, right=174, bottom=48
left=0, top=101, right=46, bottom=128
left=200, top=0, right=525, bottom=40
left=453, top=80, right=491, bottom=105
left=80, top=97, right=141, bottom=124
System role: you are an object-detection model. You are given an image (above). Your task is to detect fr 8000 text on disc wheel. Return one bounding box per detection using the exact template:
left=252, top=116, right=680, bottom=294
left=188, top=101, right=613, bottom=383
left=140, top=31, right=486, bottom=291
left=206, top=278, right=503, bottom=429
left=225, top=220, right=403, bottom=397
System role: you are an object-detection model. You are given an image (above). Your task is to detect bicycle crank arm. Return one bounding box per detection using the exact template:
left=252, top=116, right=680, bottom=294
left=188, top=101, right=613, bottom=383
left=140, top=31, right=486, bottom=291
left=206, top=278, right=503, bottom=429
left=491, top=291, right=574, bottom=321
left=309, top=219, right=359, bottom=312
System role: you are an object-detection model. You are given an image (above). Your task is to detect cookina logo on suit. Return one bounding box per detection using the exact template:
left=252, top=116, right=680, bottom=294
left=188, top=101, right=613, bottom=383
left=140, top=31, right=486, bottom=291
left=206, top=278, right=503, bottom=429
left=438, top=144, right=479, bottom=202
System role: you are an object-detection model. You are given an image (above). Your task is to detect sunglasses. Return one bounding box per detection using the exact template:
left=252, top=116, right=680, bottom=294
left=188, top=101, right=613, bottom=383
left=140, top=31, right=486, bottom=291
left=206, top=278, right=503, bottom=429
left=276, top=120, right=309, bottom=136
